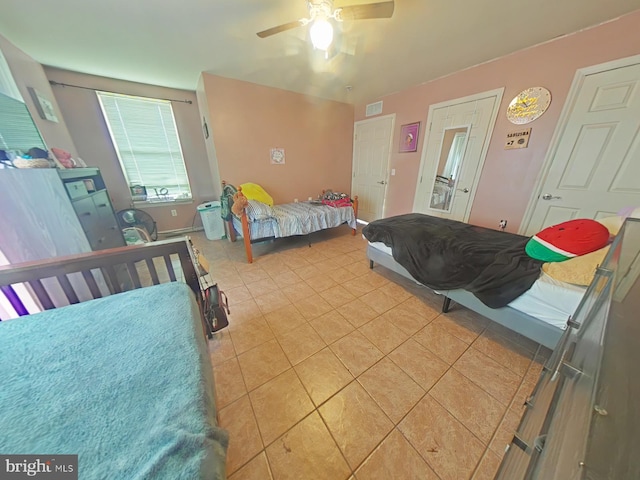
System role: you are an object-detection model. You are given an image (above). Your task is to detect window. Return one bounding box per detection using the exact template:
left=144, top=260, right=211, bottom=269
left=0, top=51, right=47, bottom=154
left=97, top=91, right=192, bottom=202
left=0, top=49, right=23, bottom=101
left=0, top=92, right=47, bottom=153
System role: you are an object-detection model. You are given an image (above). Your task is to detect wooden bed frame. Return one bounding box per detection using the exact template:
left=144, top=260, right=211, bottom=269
left=366, top=243, right=564, bottom=349
left=222, top=180, right=359, bottom=263
left=0, top=238, right=208, bottom=336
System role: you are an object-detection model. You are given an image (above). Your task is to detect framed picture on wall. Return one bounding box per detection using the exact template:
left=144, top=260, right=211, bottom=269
left=399, top=122, right=420, bottom=153
left=27, top=87, right=59, bottom=123
left=270, top=148, right=285, bottom=165
left=130, top=185, right=148, bottom=201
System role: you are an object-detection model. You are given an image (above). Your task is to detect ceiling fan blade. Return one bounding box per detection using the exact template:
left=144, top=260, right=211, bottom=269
left=257, top=20, right=304, bottom=38
left=338, top=1, right=394, bottom=21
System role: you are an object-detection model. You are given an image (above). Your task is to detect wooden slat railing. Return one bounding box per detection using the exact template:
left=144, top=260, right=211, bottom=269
left=81, top=270, right=102, bottom=299
left=0, top=238, right=202, bottom=321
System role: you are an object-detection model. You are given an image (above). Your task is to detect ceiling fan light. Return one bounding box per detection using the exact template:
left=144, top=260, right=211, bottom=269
left=310, top=18, right=333, bottom=50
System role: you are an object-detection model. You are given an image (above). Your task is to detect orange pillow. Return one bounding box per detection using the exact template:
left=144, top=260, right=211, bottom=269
left=542, top=246, right=609, bottom=286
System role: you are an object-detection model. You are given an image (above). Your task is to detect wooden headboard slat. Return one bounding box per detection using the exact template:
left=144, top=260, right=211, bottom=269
left=81, top=270, right=103, bottom=300
left=29, top=279, right=55, bottom=310
left=56, top=274, right=80, bottom=304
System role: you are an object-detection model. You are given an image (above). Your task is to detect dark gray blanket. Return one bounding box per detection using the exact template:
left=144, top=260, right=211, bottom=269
left=362, top=214, right=543, bottom=308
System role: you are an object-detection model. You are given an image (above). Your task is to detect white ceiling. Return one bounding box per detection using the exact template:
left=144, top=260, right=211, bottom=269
left=1, top=0, right=639, bottom=104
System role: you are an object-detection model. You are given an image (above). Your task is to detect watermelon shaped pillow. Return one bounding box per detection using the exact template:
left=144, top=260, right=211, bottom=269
left=526, top=219, right=610, bottom=262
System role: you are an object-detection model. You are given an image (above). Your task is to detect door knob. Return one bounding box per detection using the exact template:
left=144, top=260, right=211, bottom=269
left=457, top=188, right=469, bottom=193
left=377, top=180, right=387, bottom=185
left=542, top=193, right=562, bottom=200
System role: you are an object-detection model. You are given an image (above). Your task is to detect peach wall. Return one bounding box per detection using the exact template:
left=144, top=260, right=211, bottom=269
left=44, top=67, right=217, bottom=232
left=202, top=74, right=354, bottom=204
left=355, top=10, right=640, bottom=233
left=0, top=34, right=78, bottom=157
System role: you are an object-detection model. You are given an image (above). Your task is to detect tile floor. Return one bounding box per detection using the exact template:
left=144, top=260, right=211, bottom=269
left=188, top=227, right=551, bottom=480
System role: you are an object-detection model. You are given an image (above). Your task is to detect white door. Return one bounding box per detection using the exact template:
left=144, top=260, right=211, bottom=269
left=524, top=61, right=640, bottom=235
left=351, top=115, right=394, bottom=222
left=414, top=89, right=503, bottom=222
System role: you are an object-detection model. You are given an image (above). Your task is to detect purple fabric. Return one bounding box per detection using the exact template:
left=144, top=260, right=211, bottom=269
left=1, top=285, right=28, bottom=316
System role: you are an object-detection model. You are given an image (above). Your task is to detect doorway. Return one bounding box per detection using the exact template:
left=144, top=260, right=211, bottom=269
left=351, top=114, right=395, bottom=222
left=521, top=56, right=640, bottom=235
left=413, top=88, right=504, bottom=222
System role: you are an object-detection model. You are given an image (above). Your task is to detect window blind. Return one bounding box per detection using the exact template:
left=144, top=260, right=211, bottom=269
left=96, top=91, right=192, bottom=201
left=0, top=92, right=47, bottom=153
left=0, top=49, right=23, bottom=102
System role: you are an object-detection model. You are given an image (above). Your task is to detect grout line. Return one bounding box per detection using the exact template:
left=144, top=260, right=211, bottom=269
left=450, top=347, right=523, bottom=407
left=480, top=351, right=536, bottom=461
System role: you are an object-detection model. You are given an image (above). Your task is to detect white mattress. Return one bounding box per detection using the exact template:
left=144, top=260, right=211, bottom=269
left=368, top=240, right=393, bottom=255
left=367, top=241, right=586, bottom=329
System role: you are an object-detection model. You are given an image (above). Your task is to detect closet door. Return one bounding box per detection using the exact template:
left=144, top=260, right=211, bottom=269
left=414, top=88, right=503, bottom=222
left=524, top=61, right=640, bottom=235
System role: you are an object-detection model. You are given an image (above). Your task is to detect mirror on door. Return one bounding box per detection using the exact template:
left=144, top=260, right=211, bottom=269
left=429, top=126, right=470, bottom=212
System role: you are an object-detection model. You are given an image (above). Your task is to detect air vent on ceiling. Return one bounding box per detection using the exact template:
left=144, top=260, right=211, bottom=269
left=365, top=101, right=383, bottom=117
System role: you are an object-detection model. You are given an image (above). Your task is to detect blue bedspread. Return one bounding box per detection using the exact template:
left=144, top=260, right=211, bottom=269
left=0, top=282, right=228, bottom=479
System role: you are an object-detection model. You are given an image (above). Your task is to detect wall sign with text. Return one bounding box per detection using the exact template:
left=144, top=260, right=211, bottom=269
left=505, top=128, right=531, bottom=150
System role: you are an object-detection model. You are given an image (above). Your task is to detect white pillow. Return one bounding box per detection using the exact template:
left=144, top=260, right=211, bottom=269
left=246, top=199, right=274, bottom=221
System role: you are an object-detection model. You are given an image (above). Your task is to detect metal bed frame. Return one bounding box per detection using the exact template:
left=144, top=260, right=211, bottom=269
left=367, top=243, right=564, bottom=349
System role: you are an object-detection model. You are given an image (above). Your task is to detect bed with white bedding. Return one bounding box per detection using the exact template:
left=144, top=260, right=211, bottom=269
left=367, top=242, right=576, bottom=349
left=363, top=213, right=590, bottom=349
left=507, top=270, right=586, bottom=329
left=368, top=240, right=586, bottom=332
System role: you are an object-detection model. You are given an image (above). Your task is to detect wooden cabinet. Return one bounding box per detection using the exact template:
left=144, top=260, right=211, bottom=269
left=58, top=168, right=125, bottom=251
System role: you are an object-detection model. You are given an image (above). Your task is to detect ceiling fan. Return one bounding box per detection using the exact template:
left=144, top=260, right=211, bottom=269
left=257, top=0, right=394, bottom=52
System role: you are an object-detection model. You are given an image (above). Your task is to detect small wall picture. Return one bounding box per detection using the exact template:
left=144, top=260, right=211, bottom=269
left=270, top=148, right=285, bottom=165
left=27, top=87, right=59, bottom=122
left=130, top=185, right=148, bottom=201
left=399, top=122, right=420, bottom=153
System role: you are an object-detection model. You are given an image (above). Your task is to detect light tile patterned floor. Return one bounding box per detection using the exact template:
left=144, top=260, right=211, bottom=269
left=189, top=227, right=551, bottom=480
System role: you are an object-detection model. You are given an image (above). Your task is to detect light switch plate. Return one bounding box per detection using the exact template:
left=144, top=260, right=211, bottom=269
left=391, top=169, right=396, bottom=176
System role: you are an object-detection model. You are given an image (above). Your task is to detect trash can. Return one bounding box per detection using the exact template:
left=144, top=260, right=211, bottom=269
left=197, top=201, right=225, bottom=240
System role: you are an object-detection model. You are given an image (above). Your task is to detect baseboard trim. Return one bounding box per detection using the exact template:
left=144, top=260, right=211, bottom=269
left=158, top=226, right=204, bottom=236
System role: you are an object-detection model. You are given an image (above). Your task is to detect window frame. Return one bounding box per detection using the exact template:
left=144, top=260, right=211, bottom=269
left=96, top=91, right=193, bottom=205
